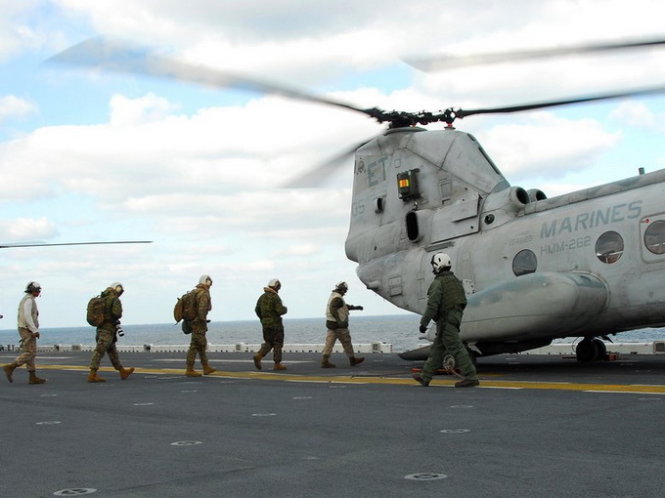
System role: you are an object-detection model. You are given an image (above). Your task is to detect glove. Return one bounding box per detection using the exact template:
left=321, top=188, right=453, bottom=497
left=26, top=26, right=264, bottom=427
left=419, top=325, right=427, bottom=334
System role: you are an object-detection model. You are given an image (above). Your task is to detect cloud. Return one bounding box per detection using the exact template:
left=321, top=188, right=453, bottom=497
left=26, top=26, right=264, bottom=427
left=109, top=92, right=177, bottom=125
left=50, top=1, right=665, bottom=92
left=610, top=101, right=660, bottom=130
left=475, top=112, right=621, bottom=178
left=0, top=91, right=376, bottom=206
left=0, top=1, right=41, bottom=60
left=4, top=0, right=665, bottom=327
left=0, top=95, right=37, bottom=123
left=0, top=216, right=58, bottom=242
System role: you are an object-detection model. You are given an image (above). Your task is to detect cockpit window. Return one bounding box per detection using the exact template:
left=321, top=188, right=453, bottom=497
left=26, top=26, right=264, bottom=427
left=512, top=249, right=537, bottom=276
left=596, top=231, right=623, bottom=264
left=644, top=220, right=665, bottom=254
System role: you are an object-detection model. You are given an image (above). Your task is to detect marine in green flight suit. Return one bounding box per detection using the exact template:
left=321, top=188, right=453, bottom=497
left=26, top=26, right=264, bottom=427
left=414, top=252, right=479, bottom=388
left=253, top=278, right=288, bottom=371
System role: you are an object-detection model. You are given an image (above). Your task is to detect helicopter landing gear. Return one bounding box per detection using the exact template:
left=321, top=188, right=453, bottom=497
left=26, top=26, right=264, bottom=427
left=575, top=337, right=607, bottom=363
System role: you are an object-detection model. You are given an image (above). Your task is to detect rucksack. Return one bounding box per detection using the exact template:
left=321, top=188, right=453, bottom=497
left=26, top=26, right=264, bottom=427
left=173, top=290, right=198, bottom=323
left=86, top=295, right=106, bottom=327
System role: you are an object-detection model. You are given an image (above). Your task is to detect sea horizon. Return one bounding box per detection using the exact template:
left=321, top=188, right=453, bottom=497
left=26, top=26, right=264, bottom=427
left=3, top=314, right=665, bottom=353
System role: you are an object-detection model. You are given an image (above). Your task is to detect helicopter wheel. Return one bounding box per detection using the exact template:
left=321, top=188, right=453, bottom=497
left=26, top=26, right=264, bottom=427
left=576, top=337, right=607, bottom=362
left=592, top=338, right=607, bottom=360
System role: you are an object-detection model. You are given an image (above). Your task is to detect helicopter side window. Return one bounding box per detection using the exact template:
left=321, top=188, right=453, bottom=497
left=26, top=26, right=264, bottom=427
left=406, top=211, right=420, bottom=241
left=595, top=231, right=624, bottom=264
left=512, top=249, right=537, bottom=276
left=644, top=220, right=665, bottom=254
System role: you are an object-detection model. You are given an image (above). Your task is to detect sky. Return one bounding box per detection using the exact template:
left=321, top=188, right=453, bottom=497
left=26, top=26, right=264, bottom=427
left=2, top=0, right=665, bottom=328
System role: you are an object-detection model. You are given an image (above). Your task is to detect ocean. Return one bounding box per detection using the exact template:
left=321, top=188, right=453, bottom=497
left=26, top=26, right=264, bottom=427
left=2, top=314, right=665, bottom=353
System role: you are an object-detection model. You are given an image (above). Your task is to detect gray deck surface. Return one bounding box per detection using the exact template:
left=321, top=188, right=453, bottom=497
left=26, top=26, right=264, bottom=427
left=2, top=351, right=664, bottom=497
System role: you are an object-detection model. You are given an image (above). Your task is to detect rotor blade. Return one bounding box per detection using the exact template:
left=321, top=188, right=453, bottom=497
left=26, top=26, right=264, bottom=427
left=405, top=37, right=665, bottom=71
left=283, top=137, right=377, bottom=188
left=47, top=38, right=370, bottom=117
left=0, top=241, right=152, bottom=249
left=454, top=85, right=665, bottom=119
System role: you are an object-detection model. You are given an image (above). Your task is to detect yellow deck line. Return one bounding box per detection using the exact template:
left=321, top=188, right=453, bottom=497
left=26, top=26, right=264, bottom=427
left=39, top=364, right=665, bottom=394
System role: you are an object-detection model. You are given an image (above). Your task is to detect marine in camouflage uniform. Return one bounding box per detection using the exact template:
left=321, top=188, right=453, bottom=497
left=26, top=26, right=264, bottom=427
left=87, top=283, right=135, bottom=383
left=414, top=253, right=479, bottom=388
left=2, top=281, right=47, bottom=384
left=185, top=274, right=216, bottom=377
left=253, top=279, right=288, bottom=371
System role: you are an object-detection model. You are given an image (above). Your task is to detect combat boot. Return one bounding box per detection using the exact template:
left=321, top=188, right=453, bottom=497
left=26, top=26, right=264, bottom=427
left=119, top=367, right=135, bottom=380
left=203, top=365, right=217, bottom=375
left=321, top=355, right=336, bottom=368
left=3, top=363, right=17, bottom=383
left=29, top=371, right=46, bottom=384
left=349, top=356, right=365, bottom=367
left=185, top=368, right=202, bottom=377
left=273, top=362, right=287, bottom=371
left=253, top=353, right=263, bottom=370
left=87, top=370, right=106, bottom=383
left=412, top=373, right=430, bottom=387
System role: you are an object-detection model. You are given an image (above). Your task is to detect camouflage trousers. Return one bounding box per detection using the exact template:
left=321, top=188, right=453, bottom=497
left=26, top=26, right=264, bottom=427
left=322, top=327, right=355, bottom=357
left=186, top=332, right=209, bottom=367
left=256, top=325, right=284, bottom=363
left=90, top=329, right=123, bottom=371
left=421, top=309, right=477, bottom=382
left=12, top=328, right=37, bottom=371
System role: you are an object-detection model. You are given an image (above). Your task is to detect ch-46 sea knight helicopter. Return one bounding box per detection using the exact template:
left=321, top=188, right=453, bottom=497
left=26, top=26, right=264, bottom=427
left=50, top=37, right=665, bottom=363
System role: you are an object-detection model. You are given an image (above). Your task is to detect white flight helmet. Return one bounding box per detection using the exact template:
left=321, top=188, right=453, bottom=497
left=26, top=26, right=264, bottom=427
left=110, top=282, right=124, bottom=295
left=268, top=278, right=281, bottom=291
left=430, top=252, right=452, bottom=274
left=26, top=281, right=42, bottom=294
left=199, top=274, right=213, bottom=286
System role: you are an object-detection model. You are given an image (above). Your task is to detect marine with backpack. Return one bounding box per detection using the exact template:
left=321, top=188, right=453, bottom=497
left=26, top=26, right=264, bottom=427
left=180, top=275, right=216, bottom=377
left=85, top=282, right=135, bottom=383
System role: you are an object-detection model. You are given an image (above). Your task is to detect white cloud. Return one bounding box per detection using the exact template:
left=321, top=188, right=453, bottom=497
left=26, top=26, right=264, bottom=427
left=0, top=95, right=37, bottom=122
left=610, top=101, right=660, bottom=129
left=4, top=0, right=665, bottom=327
left=0, top=216, right=58, bottom=242
left=49, top=0, right=665, bottom=91
left=475, top=112, right=621, bottom=177
left=0, top=1, right=41, bottom=60
left=109, top=92, right=177, bottom=125
left=0, top=92, right=377, bottom=206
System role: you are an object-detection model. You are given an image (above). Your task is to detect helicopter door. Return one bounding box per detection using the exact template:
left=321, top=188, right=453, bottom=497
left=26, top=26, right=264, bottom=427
left=430, top=192, right=481, bottom=244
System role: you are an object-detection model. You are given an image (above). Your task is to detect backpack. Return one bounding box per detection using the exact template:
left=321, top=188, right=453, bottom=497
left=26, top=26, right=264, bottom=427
left=173, top=290, right=198, bottom=323
left=86, top=295, right=106, bottom=327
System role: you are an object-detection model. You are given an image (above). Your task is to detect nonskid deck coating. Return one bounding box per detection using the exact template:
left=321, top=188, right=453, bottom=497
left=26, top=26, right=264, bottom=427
left=2, top=352, right=665, bottom=497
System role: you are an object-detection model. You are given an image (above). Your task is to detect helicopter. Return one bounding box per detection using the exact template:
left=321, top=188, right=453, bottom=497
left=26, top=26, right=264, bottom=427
left=48, top=37, right=665, bottom=363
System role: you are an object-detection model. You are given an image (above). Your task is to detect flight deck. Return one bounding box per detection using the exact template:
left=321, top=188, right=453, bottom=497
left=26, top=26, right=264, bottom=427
left=2, top=351, right=664, bottom=497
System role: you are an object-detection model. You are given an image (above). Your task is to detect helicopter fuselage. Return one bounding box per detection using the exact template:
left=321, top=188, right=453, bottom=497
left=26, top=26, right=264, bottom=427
left=345, top=127, right=665, bottom=356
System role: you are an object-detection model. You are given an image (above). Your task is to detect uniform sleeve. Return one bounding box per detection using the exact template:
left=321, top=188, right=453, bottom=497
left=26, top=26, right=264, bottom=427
left=197, top=290, right=211, bottom=321
left=275, top=296, right=287, bottom=316
left=111, top=297, right=123, bottom=322
left=420, top=280, right=442, bottom=326
left=22, top=299, right=39, bottom=333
